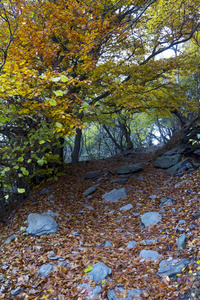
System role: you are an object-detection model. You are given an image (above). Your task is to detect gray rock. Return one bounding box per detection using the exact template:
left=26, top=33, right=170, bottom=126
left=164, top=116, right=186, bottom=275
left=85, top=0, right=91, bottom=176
left=87, top=262, right=112, bottom=283
left=160, top=199, right=173, bottom=207
left=4, top=234, right=18, bottom=244
left=131, top=174, right=143, bottom=180
left=72, top=231, right=80, bottom=236
left=83, top=184, right=100, bottom=196
left=85, top=205, right=94, bottom=210
left=119, top=204, right=133, bottom=211
left=177, top=233, right=186, bottom=251
left=149, top=195, right=157, bottom=200
left=194, top=149, right=200, bottom=155
left=178, top=220, right=186, bottom=225
left=107, top=287, right=145, bottom=300
left=39, top=264, right=54, bottom=277
left=27, top=213, right=58, bottom=236
left=39, top=188, right=51, bottom=195
left=111, top=178, right=128, bottom=184
left=155, top=154, right=181, bottom=169
left=157, top=258, right=189, bottom=277
left=131, top=212, right=140, bottom=216
left=193, top=212, right=200, bottom=220
left=101, top=241, right=113, bottom=247
left=116, top=163, right=143, bottom=175
left=139, top=249, right=161, bottom=261
left=143, top=239, right=157, bottom=245
left=166, top=158, right=191, bottom=175
left=10, top=287, right=21, bottom=296
left=102, top=188, right=127, bottom=203
left=163, top=146, right=183, bottom=156
left=141, top=212, right=162, bottom=227
left=82, top=170, right=102, bottom=180
left=127, top=241, right=137, bottom=249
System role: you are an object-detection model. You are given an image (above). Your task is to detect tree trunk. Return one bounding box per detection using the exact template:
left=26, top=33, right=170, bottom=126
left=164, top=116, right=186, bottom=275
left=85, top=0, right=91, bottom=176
left=71, top=128, right=82, bottom=165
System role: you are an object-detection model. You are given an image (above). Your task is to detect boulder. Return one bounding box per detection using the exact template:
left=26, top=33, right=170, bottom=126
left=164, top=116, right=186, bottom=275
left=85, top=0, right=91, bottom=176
left=27, top=213, right=58, bottom=236
left=166, top=158, right=192, bottom=175
left=157, top=258, right=189, bottom=277
left=141, top=212, right=162, bottom=227
left=154, top=154, right=181, bottom=169
left=81, top=170, right=102, bottom=180
left=116, top=163, right=143, bottom=175
left=102, top=188, right=127, bottom=203
left=87, top=262, right=112, bottom=283
left=139, top=250, right=161, bottom=261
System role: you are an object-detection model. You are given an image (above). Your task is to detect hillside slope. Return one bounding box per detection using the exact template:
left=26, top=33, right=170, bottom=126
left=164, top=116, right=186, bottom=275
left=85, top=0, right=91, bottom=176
left=0, top=150, right=199, bottom=299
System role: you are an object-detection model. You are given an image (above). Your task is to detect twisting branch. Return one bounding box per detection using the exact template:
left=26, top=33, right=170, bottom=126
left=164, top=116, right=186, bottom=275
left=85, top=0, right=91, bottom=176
left=0, top=0, right=18, bottom=71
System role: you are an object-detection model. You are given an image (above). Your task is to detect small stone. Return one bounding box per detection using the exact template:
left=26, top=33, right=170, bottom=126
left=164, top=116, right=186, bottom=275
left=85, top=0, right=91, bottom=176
left=72, top=232, right=80, bottom=236
left=149, top=195, right=157, bottom=199
left=127, top=241, right=137, bottom=249
left=176, top=233, right=186, bottom=251
left=40, top=188, right=50, bottom=195
left=101, top=241, right=113, bottom=247
left=119, top=204, right=133, bottom=211
left=193, top=212, right=200, bottom=220
left=85, top=205, right=94, bottom=210
left=10, top=287, right=21, bottom=296
left=39, top=264, right=54, bottom=277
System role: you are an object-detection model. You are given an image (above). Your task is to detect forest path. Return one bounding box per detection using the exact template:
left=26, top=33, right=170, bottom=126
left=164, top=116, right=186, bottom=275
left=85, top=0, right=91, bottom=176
left=0, top=150, right=199, bottom=299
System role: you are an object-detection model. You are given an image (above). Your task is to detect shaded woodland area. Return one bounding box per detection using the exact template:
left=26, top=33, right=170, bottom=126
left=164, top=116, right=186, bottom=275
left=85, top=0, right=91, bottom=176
left=0, top=1, right=200, bottom=298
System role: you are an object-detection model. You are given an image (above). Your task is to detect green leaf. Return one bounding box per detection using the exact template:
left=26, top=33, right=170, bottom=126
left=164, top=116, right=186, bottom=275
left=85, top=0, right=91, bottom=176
left=83, top=265, right=93, bottom=273
left=18, top=157, right=24, bottom=162
left=37, top=159, right=44, bottom=166
left=53, top=90, right=63, bottom=97
left=39, top=140, right=46, bottom=144
left=17, top=188, right=26, bottom=193
left=27, top=159, right=32, bottom=163
left=49, top=99, right=57, bottom=106
left=4, top=167, right=10, bottom=172
left=30, top=11, right=34, bottom=18
left=50, top=76, right=60, bottom=82
left=56, top=122, right=63, bottom=128
left=5, top=195, right=9, bottom=200
left=83, top=102, right=90, bottom=108
left=60, top=75, right=68, bottom=82
left=22, top=170, right=29, bottom=176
